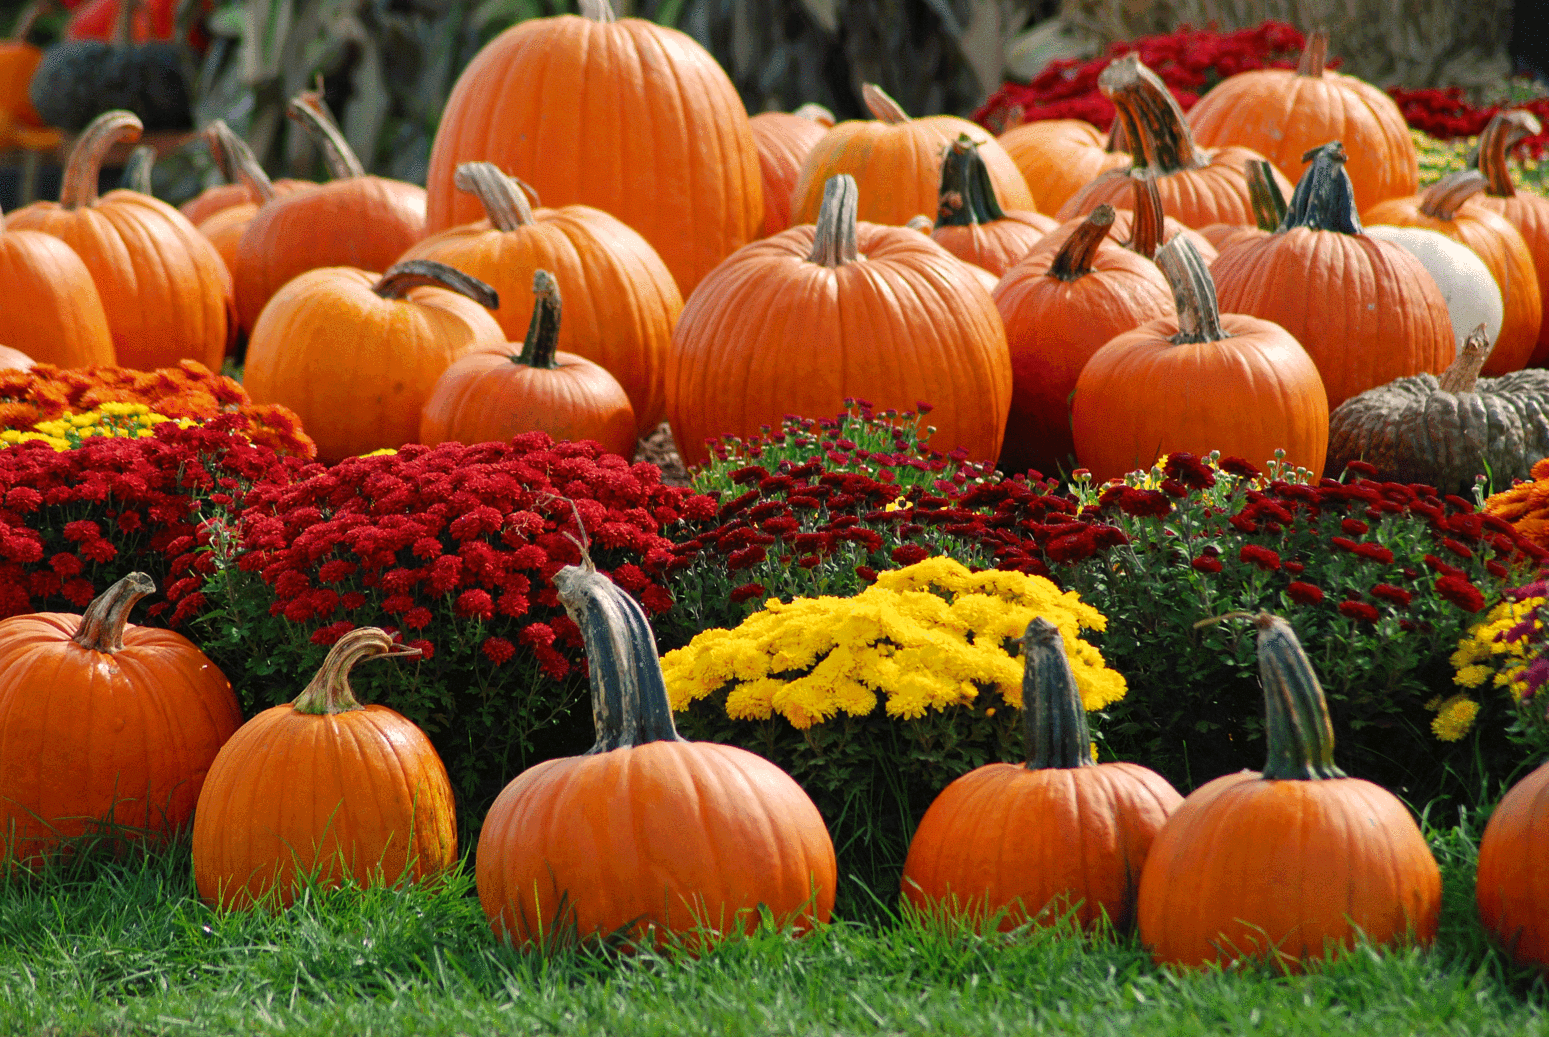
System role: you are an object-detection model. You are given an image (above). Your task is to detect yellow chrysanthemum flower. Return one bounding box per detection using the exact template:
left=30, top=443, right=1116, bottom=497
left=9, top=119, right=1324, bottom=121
left=1431, top=695, right=1480, bottom=742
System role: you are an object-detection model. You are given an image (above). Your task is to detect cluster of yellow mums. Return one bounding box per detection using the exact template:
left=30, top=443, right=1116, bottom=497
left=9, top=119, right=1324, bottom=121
left=1444, top=595, right=1546, bottom=741
left=662, top=556, right=1125, bottom=730
left=0, top=401, right=195, bottom=451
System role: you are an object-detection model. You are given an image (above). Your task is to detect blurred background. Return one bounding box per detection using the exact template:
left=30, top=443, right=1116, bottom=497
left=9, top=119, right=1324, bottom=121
left=0, top=0, right=1525, bottom=205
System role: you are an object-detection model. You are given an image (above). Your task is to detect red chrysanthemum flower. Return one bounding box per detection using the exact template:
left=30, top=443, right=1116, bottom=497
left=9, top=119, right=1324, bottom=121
left=1338, top=600, right=1381, bottom=623
left=1435, top=575, right=1484, bottom=613
left=1369, top=583, right=1412, bottom=608
left=482, top=636, right=516, bottom=665
left=1191, top=554, right=1223, bottom=574
left=1286, top=581, right=1325, bottom=605
left=1239, top=544, right=1281, bottom=571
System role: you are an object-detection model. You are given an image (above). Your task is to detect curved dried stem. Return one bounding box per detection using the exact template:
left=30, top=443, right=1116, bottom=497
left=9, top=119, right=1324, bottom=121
left=516, top=270, right=563, bottom=369
left=286, top=91, right=366, bottom=180
left=454, top=162, right=537, bottom=232
left=1157, top=236, right=1228, bottom=344
left=1435, top=325, right=1495, bottom=393
left=60, top=110, right=143, bottom=209
left=1049, top=204, right=1116, bottom=280
left=1474, top=109, right=1543, bottom=198
left=862, top=83, right=910, bottom=124
left=1098, top=53, right=1207, bottom=175
left=807, top=174, right=860, bottom=267
left=71, top=572, right=155, bottom=654
left=1296, top=29, right=1329, bottom=76
left=373, top=259, right=500, bottom=310
left=204, top=120, right=276, bottom=204
left=291, top=628, right=421, bottom=715
left=1418, top=169, right=1489, bottom=220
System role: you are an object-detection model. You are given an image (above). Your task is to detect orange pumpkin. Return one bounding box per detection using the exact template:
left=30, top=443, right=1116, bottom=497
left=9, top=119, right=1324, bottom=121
left=233, top=92, right=426, bottom=335
left=902, top=616, right=1182, bottom=932
left=750, top=105, right=833, bottom=237
left=1057, top=54, right=1294, bottom=229
left=420, top=270, right=637, bottom=456
left=1137, top=613, right=1442, bottom=970
left=666, top=174, right=1013, bottom=469
left=179, top=120, right=312, bottom=227
left=425, top=0, right=763, bottom=296
left=1476, top=757, right=1549, bottom=971
left=1071, top=236, right=1328, bottom=481
left=400, top=162, right=681, bottom=432
left=993, top=204, right=1174, bottom=479
left=476, top=563, right=835, bottom=949
left=0, top=219, right=116, bottom=368
left=997, top=118, right=1129, bottom=215
left=1186, top=31, right=1418, bottom=215
left=0, top=573, right=241, bottom=864
left=790, top=84, right=1034, bottom=228
left=0, top=19, right=46, bottom=133
left=1363, top=169, right=1543, bottom=376
left=5, top=110, right=232, bottom=372
left=1471, top=110, right=1549, bottom=367
left=191, top=628, right=456, bottom=910
left=243, top=260, right=506, bottom=463
left=930, top=134, right=1057, bottom=277
left=1210, top=142, right=1454, bottom=410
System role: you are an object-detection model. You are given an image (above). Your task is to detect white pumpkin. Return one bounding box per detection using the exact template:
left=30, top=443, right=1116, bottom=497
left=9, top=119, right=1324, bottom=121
left=1362, top=223, right=1504, bottom=360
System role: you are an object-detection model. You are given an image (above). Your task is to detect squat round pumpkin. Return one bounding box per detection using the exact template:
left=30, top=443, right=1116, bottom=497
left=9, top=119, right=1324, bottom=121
left=902, top=616, right=1181, bottom=931
left=0, top=573, right=241, bottom=864
left=930, top=134, right=1056, bottom=277
left=192, top=628, right=457, bottom=910
left=1476, top=756, right=1549, bottom=972
left=476, top=562, right=836, bottom=949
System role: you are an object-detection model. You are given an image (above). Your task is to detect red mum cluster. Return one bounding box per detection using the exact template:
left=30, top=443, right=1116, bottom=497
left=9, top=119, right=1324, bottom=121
left=973, top=21, right=1305, bottom=132
left=1387, top=86, right=1549, bottom=157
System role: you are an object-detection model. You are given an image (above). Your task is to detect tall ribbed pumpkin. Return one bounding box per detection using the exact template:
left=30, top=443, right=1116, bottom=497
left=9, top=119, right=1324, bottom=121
left=1186, top=31, right=1418, bottom=215
left=902, top=617, right=1181, bottom=932
left=424, top=0, right=761, bottom=296
left=666, top=174, right=1012, bottom=469
left=1210, top=142, right=1453, bottom=410
left=1470, top=110, right=1549, bottom=367
left=476, top=563, right=836, bottom=949
left=192, top=628, right=457, bottom=910
left=401, top=162, right=680, bottom=432
left=0, top=573, right=241, bottom=864
left=790, top=84, right=1033, bottom=229
left=1137, top=613, right=1442, bottom=970
left=5, top=110, right=231, bottom=372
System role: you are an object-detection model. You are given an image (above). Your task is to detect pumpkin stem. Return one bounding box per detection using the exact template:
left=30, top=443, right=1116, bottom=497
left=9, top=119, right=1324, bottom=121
left=70, top=572, right=155, bottom=654
left=286, top=91, right=366, bottom=180
left=121, top=144, right=155, bottom=196
left=1127, top=178, right=1164, bottom=259
left=291, top=627, right=421, bottom=716
left=372, top=259, right=500, bottom=310
left=1436, top=325, right=1496, bottom=393
left=1254, top=612, right=1345, bottom=780
left=553, top=564, right=686, bottom=753
left=1019, top=617, right=1095, bottom=769
left=454, top=162, right=539, bottom=232
left=515, top=270, right=562, bottom=370
left=1098, top=53, right=1207, bottom=176
left=793, top=102, right=836, bottom=127
left=204, top=120, right=277, bottom=205
left=935, top=134, right=1009, bottom=227
left=1049, top=204, right=1116, bottom=281
left=1418, top=169, right=1489, bottom=221
left=1106, top=115, right=1130, bottom=155
left=1280, top=141, right=1361, bottom=235
left=1474, top=109, right=1543, bottom=199
left=577, top=0, right=616, bottom=21
left=59, top=110, right=143, bottom=210
left=905, top=214, right=933, bottom=233
left=807, top=174, right=860, bottom=267
left=1296, top=29, right=1329, bottom=76
left=1247, top=159, right=1288, bottom=232
left=1156, top=236, right=1228, bottom=345
left=862, top=83, right=910, bottom=124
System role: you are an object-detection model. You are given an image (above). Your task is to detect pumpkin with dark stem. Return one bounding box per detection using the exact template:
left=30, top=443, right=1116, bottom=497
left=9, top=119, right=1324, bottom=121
left=1137, top=613, right=1442, bottom=970
left=0, top=573, right=241, bottom=864
left=930, top=134, right=1057, bottom=277
left=476, top=562, right=836, bottom=949
left=902, top=616, right=1181, bottom=931
left=191, top=628, right=456, bottom=910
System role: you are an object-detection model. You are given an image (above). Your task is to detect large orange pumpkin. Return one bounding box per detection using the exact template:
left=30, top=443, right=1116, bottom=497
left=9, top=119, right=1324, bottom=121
left=5, top=110, right=232, bottom=372
left=1186, top=31, right=1418, bottom=215
left=1364, top=169, right=1543, bottom=376
left=243, top=259, right=506, bottom=463
left=400, top=162, right=681, bottom=432
left=993, top=204, right=1174, bottom=479
left=191, top=628, right=457, bottom=910
left=1057, top=54, right=1294, bottom=229
left=0, top=219, right=116, bottom=368
left=419, top=270, right=637, bottom=456
left=424, top=0, right=762, bottom=296
left=1210, top=142, right=1454, bottom=410
left=0, top=573, right=241, bottom=864
left=997, top=118, right=1129, bottom=216
left=666, top=174, right=1013, bottom=469
left=233, top=92, right=427, bottom=334
left=1070, top=236, right=1328, bottom=481
left=750, top=104, right=833, bottom=237
left=1136, top=613, right=1442, bottom=970
left=476, top=563, right=836, bottom=949
left=902, top=616, right=1181, bottom=932
left=790, top=84, right=1034, bottom=228
left=1471, top=110, right=1549, bottom=367
left=930, top=134, right=1057, bottom=277
left=1476, top=757, right=1549, bottom=971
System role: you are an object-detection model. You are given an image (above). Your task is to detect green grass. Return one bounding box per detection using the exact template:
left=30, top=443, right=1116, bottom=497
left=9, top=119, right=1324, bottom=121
left=1, top=807, right=1545, bottom=1037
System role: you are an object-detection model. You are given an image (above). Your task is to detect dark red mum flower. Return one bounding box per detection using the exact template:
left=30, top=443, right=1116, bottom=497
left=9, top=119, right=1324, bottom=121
left=1287, top=581, right=1325, bottom=605
left=1239, top=544, right=1281, bottom=571
left=1339, top=600, right=1381, bottom=623
left=1191, top=554, right=1223, bottom=574
left=1162, top=452, right=1216, bottom=490
left=482, top=636, right=516, bottom=665
left=1369, top=583, right=1412, bottom=608
left=1435, top=575, right=1484, bottom=613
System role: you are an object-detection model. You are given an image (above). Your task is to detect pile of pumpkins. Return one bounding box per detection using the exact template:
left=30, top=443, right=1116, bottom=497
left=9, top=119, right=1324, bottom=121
left=3, top=564, right=1548, bottom=975
left=4, top=4, right=1548, bottom=496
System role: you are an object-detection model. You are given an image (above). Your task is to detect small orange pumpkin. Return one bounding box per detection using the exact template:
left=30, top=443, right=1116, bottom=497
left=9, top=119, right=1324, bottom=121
left=0, top=219, right=116, bottom=369
left=420, top=270, right=637, bottom=456
left=750, top=104, right=833, bottom=237
left=930, top=134, right=1057, bottom=277
left=997, top=117, right=1130, bottom=215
